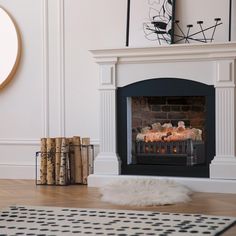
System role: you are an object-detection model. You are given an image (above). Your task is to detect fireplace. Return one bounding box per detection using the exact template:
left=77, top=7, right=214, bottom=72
left=117, top=78, right=215, bottom=177
left=88, top=42, right=236, bottom=193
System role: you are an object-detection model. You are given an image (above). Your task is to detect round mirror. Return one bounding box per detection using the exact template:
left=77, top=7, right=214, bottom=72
left=0, top=6, right=21, bottom=90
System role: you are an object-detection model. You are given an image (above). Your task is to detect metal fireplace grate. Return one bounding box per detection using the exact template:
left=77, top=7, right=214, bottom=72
left=135, top=139, right=205, bottom=166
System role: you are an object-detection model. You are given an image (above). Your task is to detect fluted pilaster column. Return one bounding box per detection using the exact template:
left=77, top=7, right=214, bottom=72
left=210, top=60, right=236, bottom=179
left=93, top=58, right=121, bottom=175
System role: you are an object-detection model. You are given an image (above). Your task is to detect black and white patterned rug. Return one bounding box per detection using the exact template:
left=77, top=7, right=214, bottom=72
left=0, top=205, right=235, bottom=235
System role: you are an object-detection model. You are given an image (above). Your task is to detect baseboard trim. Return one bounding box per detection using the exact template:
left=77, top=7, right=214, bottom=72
left=88, top=174, right=236, bottom=194
left=0, top=164, right=35, bottom=179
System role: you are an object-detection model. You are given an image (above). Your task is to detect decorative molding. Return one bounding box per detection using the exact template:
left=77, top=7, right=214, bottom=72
left=100, top=65, right=113, bottom=85
left=0, top=139, right=39, bottom=145
left=210, top=159, right=236, bottom=180
left=217, top=60, right=233, bottom=82
left=99, top=91, right=116, bottom=153
left=90, top=42, right=236, bottom=64
left=216, top=60, right=235, bottom=87
left=95, top=57, right=118, bottom=65
left=94, top=58, right=121, bottom=175
left=99, top=64, right=116, bottom=90
left=215, top=87, right=235, bottom=156
left=0, top=138, right=99, bottom=146
left=41, top=0, right=66, bottom=137
left=58, top=0, right=66, bottom=136
left=41, top=0, right=49, bottom=137
left=94, top=64, right=120, bottom=175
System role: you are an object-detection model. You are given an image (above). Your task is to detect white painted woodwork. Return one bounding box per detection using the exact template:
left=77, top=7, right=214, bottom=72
left=89, top=42, right=236, bottom=192
left=93, top=61, right=121, bottom=175
left=88, top=175, right=236, bottom=194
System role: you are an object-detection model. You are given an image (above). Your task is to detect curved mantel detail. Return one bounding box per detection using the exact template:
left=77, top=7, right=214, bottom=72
left=88, top=42, right=236, bottom=191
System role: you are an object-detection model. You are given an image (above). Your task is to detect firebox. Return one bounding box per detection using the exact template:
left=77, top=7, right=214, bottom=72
left=117, top=78, right=215, bottom=178
left=131, top=96, right=205, bottom=166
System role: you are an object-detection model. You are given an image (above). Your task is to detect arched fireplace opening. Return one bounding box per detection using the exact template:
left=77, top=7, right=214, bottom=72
left=117, top=78, right=215, bottom=177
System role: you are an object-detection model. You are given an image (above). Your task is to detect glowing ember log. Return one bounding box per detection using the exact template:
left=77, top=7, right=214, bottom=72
left=136, top=121, right=202, bottom=142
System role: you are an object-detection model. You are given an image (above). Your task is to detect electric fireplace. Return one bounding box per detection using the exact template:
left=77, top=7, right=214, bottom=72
left=88, top=42, right=236, bottom=193
left=117, top=78, right=215, bottom=177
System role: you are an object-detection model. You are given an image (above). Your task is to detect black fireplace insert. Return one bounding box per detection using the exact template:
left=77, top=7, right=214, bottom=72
left=117, top=78, right=215, bottom=178
left=135, top=139, right=205, bottom=166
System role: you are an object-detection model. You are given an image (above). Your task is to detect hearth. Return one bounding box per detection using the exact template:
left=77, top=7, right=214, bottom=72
left=117, top=78, right=215, bottom=177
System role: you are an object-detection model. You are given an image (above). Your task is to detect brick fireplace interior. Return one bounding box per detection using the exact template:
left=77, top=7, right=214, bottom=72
left=117, top=78, right=215, bottom=177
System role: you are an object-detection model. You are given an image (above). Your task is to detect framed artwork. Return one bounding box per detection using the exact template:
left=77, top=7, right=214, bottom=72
left=173, top=0, right=232, bottom=44
left=126, top=0, right=176, bottom=47
left=126, top=0, right=233, bottom=47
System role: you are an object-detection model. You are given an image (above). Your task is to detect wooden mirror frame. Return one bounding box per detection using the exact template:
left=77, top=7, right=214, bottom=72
left=0, top=6, right=21, bottom=90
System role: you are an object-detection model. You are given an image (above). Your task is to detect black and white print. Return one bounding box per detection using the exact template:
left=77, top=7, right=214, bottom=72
left=174, top=0, right=231, bottom=44
left=126, top=0, right=232, bottom=47
left=127, top=0, right=175, bottom=47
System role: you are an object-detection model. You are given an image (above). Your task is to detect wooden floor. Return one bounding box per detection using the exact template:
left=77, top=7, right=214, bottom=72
left=0, top=179, right=235, bottom=235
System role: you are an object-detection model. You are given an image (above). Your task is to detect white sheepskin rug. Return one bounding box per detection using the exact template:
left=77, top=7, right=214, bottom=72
left=100, top=178, right=192, bottom=206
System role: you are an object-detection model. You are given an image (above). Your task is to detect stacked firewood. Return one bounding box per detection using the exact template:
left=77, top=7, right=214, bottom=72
left=39, top=136, right=93, bottom=185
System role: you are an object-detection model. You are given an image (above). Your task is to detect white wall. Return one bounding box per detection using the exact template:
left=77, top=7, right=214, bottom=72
left=64, top=0, right=126, bottom=138
left=0, top=0, right=44, bottom=178
left=0, top=0, right=235, bottom=179
left=175, top=0, right=232, bottom=43
left=0, top=0, right=127, bottom=179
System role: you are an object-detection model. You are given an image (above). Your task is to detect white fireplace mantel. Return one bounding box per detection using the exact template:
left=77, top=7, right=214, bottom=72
left=88, top=42, right=236, bottom=193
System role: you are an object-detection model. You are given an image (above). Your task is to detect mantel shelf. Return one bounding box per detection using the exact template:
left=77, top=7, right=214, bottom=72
left=90, top=41, right=236, bottom=63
